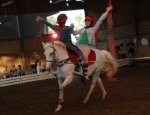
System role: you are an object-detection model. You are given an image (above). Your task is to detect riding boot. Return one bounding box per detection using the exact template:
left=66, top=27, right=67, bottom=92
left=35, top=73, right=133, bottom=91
left=82, top=63, right=88, bottom=75
left=75, top=59, right=82, bottom=72
left=81, top=63, right=88, bottom=83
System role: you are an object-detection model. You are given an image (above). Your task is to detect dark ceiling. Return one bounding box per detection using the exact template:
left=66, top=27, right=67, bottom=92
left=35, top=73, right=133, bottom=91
left=0, top=0, right=86, bottom=15
left=0, top=0, right=150, bottom=40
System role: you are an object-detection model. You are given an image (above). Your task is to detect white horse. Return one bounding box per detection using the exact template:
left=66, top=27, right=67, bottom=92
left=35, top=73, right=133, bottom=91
left=42, top=41, right=118, bottom=112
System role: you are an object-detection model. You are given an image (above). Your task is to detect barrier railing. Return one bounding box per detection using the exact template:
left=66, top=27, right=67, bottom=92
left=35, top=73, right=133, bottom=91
left=0, top=72, right=56, bottom=88
left=1, top=57, right=149, bottom=88
left=116, top=57, right=150, bottom=67
left=116, top=58, right=131, bottom=67
left=134, top=57, right=150, bottom=61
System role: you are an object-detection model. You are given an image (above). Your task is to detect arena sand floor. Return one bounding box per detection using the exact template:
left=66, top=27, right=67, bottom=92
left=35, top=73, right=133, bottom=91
left=0, top=60, right=150, bottom=115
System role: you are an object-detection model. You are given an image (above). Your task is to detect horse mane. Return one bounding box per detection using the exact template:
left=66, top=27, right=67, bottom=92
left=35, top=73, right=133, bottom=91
left=42, top=41, right=66, bottom=50
left=42, top=42, right=52, bottom=50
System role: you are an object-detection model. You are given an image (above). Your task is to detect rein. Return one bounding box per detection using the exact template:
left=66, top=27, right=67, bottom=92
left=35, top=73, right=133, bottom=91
left=45, top=45, right=71, bottom=67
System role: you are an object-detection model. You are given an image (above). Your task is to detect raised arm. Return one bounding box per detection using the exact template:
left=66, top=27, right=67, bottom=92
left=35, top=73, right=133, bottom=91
left=92, top=5, right=113, bottom=32
left=35, top=16, right=56, bottom=30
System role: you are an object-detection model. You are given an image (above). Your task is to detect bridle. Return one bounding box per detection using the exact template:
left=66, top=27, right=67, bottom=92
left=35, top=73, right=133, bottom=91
left=45, top=45, right=71, bottom=68
left=45, top=45, right=57, bottom=64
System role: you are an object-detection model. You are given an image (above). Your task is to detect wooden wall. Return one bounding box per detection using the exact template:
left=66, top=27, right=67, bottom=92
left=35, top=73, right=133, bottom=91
left=0, top=37, right=49, bottom=74
left=0, top=0, right=150, bottom=74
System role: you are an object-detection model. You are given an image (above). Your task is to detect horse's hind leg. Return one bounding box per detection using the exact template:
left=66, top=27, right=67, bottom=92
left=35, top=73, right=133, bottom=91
left=84, top=70, right=101, bottom=104
left=97, top=77, right=107, bottom=99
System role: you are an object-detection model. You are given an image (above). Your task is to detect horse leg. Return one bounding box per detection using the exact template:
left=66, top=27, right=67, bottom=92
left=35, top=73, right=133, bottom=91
left=55, top=85, right=64, bottom=112
left=84, top=70, right=101, bottom=104
left=55, top=72, right=74, bottom=112
left=97, top=77, right=107, bottom=99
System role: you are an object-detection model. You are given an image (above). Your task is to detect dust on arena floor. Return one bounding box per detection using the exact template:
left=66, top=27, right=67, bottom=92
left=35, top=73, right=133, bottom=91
left=0, top=60, right=150, bottom=115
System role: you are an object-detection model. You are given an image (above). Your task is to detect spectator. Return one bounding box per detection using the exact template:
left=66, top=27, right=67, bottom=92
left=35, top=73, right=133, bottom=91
left=2, top=66, right=10, bottom=78
left=17, top=65, right=27, bottom=76
left=127, top=42, right=135, bottom=58
left=115, top=45, right=121, bottom=59
left=127, top=42, right=135, bottom=66
left=30, top=57, right=37, bottom=74
left=10, top=65, right=18, bottom=77
left=120, top=43, right=126, bottom=59
left=30, top=52, right=41, bottom=74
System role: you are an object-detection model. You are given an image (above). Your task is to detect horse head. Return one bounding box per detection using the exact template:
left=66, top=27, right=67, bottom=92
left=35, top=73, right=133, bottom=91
left=42, top=41, right=55, bottom=70
left=42, top=41, right=70, bottom=71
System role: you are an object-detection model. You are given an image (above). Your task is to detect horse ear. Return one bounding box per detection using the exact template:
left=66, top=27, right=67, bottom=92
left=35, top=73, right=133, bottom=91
left=42, top=41, right=45, bottom=46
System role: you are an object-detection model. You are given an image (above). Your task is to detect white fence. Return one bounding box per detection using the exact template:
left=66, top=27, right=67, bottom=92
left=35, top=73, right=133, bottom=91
left=134, top=57, right=150, bottom=61
left=0, top=72, right=56, bottom=88
left=116, top=57, right=150, bottom=67
left=116, top=58, right=131, bottom=67
left=1, top=57, right=149, bottom=88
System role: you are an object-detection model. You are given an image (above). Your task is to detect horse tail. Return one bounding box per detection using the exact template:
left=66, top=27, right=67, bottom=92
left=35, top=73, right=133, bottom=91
left=102, top=50, right=118, bottom=80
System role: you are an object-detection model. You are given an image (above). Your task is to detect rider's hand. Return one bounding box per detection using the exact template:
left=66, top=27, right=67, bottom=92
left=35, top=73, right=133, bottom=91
left=70, top=23, right=74, bottom=28
left=35, top=16, right=44, bottom=22
left=106, top=5, right=113, bottom=13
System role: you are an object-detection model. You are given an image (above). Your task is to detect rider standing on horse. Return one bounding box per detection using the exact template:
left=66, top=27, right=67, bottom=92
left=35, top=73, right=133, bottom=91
left=35, top=14, right=83, bottom=72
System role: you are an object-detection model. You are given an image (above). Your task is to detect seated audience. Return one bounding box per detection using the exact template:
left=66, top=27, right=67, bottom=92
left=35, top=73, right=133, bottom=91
left=10, top=65, right=18, bottom=77
left=2, top=66, right=10, bottom=78
left=17, top=65, right=27, bottom=76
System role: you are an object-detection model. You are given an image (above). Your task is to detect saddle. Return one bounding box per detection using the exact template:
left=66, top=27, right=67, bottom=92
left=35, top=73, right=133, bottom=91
left=67, top=49, right=96, bottom=66
left=67, top=48, right=96, bottom=80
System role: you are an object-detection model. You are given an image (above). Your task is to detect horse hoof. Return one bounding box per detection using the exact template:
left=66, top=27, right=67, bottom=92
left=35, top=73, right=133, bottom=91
left=84, top=98, right=89, bottom=104
left=102, top=92, right=107, bottom=100
left=55, top=105, right=62, bottom=112
left=55, top=109, right=61, bottom=112
left=84, top=100, right=87, bottom=104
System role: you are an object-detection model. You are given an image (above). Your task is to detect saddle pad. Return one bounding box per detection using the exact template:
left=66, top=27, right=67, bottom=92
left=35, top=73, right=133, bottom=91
left=67, top=51, right=78, bottom=63
left=88, top=49, right=96, bottom=65
left=67, top=49, right=96, bottom=65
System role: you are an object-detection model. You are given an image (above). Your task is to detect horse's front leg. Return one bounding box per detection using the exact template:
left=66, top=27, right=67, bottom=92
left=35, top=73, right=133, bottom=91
left=97, top=77, right=107, bottom=99
left=55, top=71, right=74, bottom=112
left=84, top=70, right=101, bottom=104
left=55, top=85, right=64, bottom=112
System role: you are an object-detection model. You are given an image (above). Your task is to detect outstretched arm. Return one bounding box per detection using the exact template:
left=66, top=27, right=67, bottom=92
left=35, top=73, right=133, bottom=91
left=35, top=16, right=44, bottom=22
left=93, top=5, right=113, bottom=32
left=106, top=5, right=113, bottom=14
left=35, top=16, right=56, bottom=30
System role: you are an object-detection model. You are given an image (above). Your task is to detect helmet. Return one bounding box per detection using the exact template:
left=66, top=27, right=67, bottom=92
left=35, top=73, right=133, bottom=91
left=85, top=16, right=95, bottom=27
left=57, top=13, right=68, bottom=23
left=85, top=16, right=94, bottom=22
